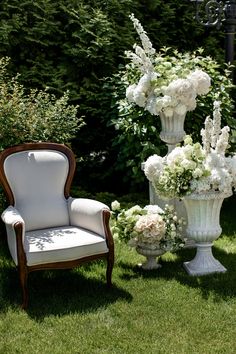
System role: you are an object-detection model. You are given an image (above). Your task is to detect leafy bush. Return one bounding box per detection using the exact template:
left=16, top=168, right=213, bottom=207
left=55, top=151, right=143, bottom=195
left=0, top=57, right=82, bottom=149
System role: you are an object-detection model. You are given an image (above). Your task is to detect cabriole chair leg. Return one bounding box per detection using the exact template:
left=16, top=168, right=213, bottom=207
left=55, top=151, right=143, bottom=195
left=19, top=268, right=29, bottom=309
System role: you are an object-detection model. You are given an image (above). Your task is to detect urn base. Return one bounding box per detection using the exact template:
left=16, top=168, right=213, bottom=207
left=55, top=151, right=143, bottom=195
left=136, top=245, right=164, bottom=270
left=183, top=242, right=227, bottom=276
left=138, top=256, right=162, bottom=270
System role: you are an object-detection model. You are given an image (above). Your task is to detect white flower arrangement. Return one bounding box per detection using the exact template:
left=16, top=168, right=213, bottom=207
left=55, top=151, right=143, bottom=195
left=144, top=100, right=236, bottom=199
left=111, top=201, right=185, bottom=251
left=124, top=14, right=211, bottom=118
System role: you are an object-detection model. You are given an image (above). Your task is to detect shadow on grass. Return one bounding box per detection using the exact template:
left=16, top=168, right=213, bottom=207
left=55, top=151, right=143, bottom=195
left=0, top=234, right=132, bottom=318
left=0, top=265, right=132, bottom=320
left=118, top=246, right=236, bottom=302
left=220, top=194, right=236, bottom=237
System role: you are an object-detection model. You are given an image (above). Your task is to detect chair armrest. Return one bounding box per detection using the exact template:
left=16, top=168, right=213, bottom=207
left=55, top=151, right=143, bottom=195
left=68, top=197, right=110, bottom=237
left=2, top=206, right=25, bottom=227
left=1, top=206, right=25, bottom=265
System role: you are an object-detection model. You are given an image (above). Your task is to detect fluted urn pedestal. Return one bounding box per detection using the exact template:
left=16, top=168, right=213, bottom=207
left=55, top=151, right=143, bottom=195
left=136, top=244, right=165, bottom=270
left=146, top=110, right=189, bottom=240
left=159, top=111, right=186, bottom=153
left=183, top=191, right=231, bottom=276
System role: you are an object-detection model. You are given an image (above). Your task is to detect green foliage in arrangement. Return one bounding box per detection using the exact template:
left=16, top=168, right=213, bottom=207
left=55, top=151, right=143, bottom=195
left=0, top=0, right=231, bottom=192
left=0, top=57, right=82, bottom=149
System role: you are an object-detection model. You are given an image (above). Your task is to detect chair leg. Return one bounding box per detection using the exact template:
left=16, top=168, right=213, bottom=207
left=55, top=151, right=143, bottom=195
left=106, top=253, right=114, bottom=288
left=18, top=267, right=29, bottom=309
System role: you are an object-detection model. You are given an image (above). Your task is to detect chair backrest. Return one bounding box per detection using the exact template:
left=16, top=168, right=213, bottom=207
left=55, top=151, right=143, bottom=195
left=0, top=143, right=76, bottom=231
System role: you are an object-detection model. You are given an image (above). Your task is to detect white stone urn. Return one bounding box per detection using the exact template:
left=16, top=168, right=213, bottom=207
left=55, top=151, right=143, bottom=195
left=159, top=111, right=186, bottom=153
left=136, top=244, right=165, bottom=270
left=183, top=191, right=232, bottom=276
left=143, top=111, right=188, bottom=238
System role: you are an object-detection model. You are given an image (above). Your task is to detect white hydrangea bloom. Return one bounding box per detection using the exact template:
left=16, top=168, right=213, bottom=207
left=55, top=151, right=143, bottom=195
left=187, top=69, right=211, bottom=95
left=134, top=213, right=166, bottom=241
left=165, top=78, right=195, bottom=102
left=144, top=204, right=164, bottom=214
left=166, top=147, right=185, bottom=166
left=111, top=200, right=121, bottom=211
left=144, top=154, right=164, bottom=182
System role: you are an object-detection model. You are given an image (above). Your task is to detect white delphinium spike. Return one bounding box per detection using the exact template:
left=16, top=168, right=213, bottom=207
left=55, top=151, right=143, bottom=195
left=215, top=126, right=230, bottom=155
left=125, top=44, right=154, bottom=73
left=129, top=14, right=156, bottom=58
left=125, top=50, right=145, bottom=69
left=211, top=100, right=222, bottom=148
left=201, top=116, right=213, bottom=155
left=200, top=128, right=206, bottom=151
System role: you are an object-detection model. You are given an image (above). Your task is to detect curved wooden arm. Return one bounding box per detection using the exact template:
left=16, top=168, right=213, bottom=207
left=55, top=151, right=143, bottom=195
left=14, top=221, right=27, bottom=267
left=102, top=209, right=114, bottom=249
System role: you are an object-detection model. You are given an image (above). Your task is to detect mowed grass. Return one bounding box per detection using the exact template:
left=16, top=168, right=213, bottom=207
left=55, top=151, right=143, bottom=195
left=0, top=196, right=236, bottom=354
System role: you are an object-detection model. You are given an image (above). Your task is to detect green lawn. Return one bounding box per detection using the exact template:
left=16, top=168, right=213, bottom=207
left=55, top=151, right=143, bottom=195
left=0, top=196, right=236, bottom=354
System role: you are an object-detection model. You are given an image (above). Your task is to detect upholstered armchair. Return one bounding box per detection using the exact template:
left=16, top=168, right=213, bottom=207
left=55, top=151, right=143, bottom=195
left=0, top=143, right=114, bottom=308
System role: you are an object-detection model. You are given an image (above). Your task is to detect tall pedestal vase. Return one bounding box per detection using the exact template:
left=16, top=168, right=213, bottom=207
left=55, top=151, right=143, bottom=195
left=183, top=191, right=231, bottom=276
left=148, top=110, right=189, bottom=241
left=148, top=111, right=187, bottom=204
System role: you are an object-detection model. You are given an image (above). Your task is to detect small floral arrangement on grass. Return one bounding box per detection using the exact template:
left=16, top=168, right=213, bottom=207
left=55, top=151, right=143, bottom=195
left=144, top=100, right=236, bottom=199
left=111, top=201, right=185, bottom=251
left=123, top=14, right=211, bottom=118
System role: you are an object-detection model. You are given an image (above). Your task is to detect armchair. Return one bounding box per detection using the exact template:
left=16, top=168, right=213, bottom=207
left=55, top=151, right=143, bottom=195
left=0, top=142, right=114, bottom=308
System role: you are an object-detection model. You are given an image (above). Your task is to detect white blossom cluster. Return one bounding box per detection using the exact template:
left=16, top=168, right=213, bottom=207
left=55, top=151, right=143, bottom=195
left=133, top=213, right=166, bottom=243
left=111, top=201, right=185, bottom=251
left=144, top=136, right=209, bottom=199
left=125, top=15, right=211, bottom=118
left=144, top=101, right=236, bottom=197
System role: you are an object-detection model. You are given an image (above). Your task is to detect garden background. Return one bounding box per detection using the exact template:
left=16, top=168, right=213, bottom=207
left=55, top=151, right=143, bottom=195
left=1, top=2, right=236, bottom=353
left=0, top=0, right=234, bottom=198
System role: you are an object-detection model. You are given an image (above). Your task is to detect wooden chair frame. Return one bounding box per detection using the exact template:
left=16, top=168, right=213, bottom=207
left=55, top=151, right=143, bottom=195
left=0, top=142, right=114, bottom=309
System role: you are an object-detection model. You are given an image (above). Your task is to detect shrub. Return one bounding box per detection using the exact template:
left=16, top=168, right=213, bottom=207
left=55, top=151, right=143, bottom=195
left=0, top=57, right=82, bottom=149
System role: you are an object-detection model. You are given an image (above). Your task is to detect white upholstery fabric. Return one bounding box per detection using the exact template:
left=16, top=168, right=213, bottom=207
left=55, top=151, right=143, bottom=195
left=1, top=206, right=25, bottom=265
left=1, top=149, right=111, bottom=268
left=4, top=150, right=70, bottom=231
left=68, top=198, right=109, bottom=238
left=24, top=226, right=109, bottom=266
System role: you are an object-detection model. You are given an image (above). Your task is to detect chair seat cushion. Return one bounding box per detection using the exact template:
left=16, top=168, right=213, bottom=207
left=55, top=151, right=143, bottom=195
left=24, top=226, right=108, bottom=266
